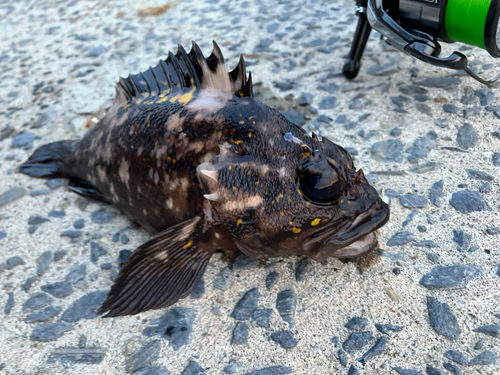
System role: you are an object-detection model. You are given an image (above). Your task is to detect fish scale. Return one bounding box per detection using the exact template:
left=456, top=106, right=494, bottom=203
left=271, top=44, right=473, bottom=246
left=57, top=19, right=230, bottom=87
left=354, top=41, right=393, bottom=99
left=20, top=41, right=389, bottom=317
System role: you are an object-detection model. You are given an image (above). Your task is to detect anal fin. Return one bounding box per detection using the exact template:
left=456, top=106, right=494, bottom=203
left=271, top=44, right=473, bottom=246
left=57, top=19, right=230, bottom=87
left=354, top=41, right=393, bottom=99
left=98, top=216, right=216, bottom=317
left=68, top=177, right=106, bottom=201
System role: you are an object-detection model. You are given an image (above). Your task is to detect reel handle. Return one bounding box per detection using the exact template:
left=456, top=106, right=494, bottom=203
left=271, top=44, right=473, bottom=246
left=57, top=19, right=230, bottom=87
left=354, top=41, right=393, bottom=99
left=343, top=0, right=372, bottom=79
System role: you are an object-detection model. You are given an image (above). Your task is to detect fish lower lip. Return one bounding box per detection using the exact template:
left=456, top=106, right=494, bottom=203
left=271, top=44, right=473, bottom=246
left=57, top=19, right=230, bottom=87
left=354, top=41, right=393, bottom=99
left=329, top=232, right=378, bottom=258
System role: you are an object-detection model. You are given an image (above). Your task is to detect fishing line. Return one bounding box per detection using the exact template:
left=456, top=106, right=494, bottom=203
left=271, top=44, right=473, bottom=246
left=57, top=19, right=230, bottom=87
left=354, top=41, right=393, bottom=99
left=444, top=0, right=491, bottom=48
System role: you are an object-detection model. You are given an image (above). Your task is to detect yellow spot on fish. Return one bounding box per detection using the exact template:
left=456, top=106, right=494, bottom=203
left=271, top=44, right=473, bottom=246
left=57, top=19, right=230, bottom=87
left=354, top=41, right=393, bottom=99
left=275, top=193, right=284, bottom=202
left=178, top=86, right=196, bottom=104
left=233, top=186, right=236, bottom=191
left=255, top=180, right=259, bottom=185
left=135, top=98, right=142, bottom=105
left=311, top=218, right=321, bottom=226
left=142, top=92, right=149, bottom=98
left=248, top=116, right=256, bottom=120
left=123, top=103, right=130, bottom=109
left=239, top=120, right=245, bottom=124
left=280, top=211, right=284, bottom=216
left=169, top=94, right=181, bottom=103
left=157, top=95, right=168, bottom=103
left=182, top=240, right=193, bottom=249
left=288, top=221, right=293, bottom=225
left=228, top=165, right=232, bottom=170
left=172, top=159, right=176, bottom=163
left=236, top=218, right=243, bottom=226
left=292, top=227, right=301, bottom=234
left=234, top=140, right=243, bottom=145
left=248, top=132, right=252, bottom=138
left=252, top=121, right=255, bottom=125
left=154, top=140, right=159, bottom=146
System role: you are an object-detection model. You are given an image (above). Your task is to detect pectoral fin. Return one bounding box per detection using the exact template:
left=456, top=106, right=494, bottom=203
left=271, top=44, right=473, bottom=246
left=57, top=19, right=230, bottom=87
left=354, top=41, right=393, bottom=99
left=98, top=216, right=215, bottom=317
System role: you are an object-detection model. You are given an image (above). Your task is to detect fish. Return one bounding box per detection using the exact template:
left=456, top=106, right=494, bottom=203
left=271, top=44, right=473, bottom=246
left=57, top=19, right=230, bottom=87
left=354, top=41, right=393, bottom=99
left=20, top=41, right=390, bottom=317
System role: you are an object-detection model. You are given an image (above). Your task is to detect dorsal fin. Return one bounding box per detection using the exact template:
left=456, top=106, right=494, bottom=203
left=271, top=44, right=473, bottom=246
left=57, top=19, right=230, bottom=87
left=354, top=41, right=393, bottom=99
left=114, top=41, right=253, bottom=105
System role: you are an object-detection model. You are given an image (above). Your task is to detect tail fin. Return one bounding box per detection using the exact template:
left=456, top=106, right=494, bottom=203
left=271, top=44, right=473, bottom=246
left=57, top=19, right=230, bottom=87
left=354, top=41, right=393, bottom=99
left=19, top=140, right=75, bottom=178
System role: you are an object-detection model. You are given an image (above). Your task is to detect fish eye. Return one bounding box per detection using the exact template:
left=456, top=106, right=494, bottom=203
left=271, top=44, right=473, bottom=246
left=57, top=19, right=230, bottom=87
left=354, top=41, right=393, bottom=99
left=298, top=158, right=344, bottom=205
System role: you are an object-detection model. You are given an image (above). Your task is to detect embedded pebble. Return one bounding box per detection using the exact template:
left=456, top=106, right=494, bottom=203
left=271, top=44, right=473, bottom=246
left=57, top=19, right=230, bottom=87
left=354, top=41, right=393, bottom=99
left=443, top=350, right=468, bottom=366
left=22, top=275, right=37, bottom=292
left=223, top=360, right=241, bottom=374
left=46, top=179, right=63, bottom=189
left=466, top=169, right=493, bottom=181
left=375, top=323, right=403, bottom=335
left=90, top=209, right=116, bottom=224
left=474, top=339, right=486, bottom=350
left=416, top=77, right=461, bottom=89
left=347, top=365, right=359, bottom=375
left=265, top=271, right=279, bottom=289
left=48, top=210, right=65, bottom=218
left=24, top=306, right=61, bottom=323
left=90, top=242, right=108, bottom=263
left=318, top=96, right=337, bottom=109
left=392, top=367, right=423, bottom=375
left=231, top=321, right=249, bottom=345
left=295, top=258, right=308, bottom=281
left=134, top=368, right=170, bottom=375
left=0, top=230, right=6, bottom=240
left=181, top=360, right=205, bottom=375
left=30, top=322, right=73, bottom=342
left=213, top=266, right=231, bottom=291
left=468, top=350, right=497, bottom=366
left=442, top=362, right=462, bottom=375
left=399, top=194, right=428, bottom=208
left=386, top=231, right=415, bottom=246
left=41, top=282, right=73, bottom=298
left=231, top=288, right=260, bottom=320
left=378, top=249, right=406, bottom=261
left=426, top=365, right=445, bottom=375
left=120, top=234, right=129, bottom=244
left=47, top=347, right=107, bottom=365
left=452, top=230, right=471, bottom=252
left=244, top=366, right=292, bottom=375
left=412, top=240, right=439, bottom=248
left=190, top=278, right=205, bottom=299
left=252, top=308, right=272, bottom=328
left=4, top=292, right=14, bottom=314
left=10, top=132, right=34, bottom=149
left=493, top=153, right=500, bottom=167
left=402, top=210, right=418, bottom=227
left=143, top=307, right=195, bottom=351
left=60, top=230, right=82, bottom=238
left=371, top=139, right=404, bottom=163
left=456, top=123, right=478, bottom=149
left=472, top=323, right=500, bottom=338
left=449, top=190, right=491, bottom=213
left=429, top=180, right=444, bottom=207
left=22, top=293, right=53, bottom=313
left=117, top=249, right=132, bottom=269
left=276, top=290, right=296, bottom=326
left=232, top=254, right=260, bottom=270
left=125, top=340, right=161, bottom=372
left=73, top=219, right=85, bottom=229
left=66, top=264, right=86, bottom=284
left=28, top=215, right=49, bottom=226
left=345, top=317, right=367, bottom=331
left=36, top=251, right=53, bottom=276
left=282, top=109, right=305, bottom=126
left=61, top=291, right=107, bottom=322
left=427, top=296, right=461, bottom=340
left=419, top=264, right=481, bottom=289
left=0, top=187, right=27, bottom=207
left=270, top=331, right=297, bottom=349
left=356, top=336, right=387, bottom=364
left=338, top=348, right=347, bottom=366
left=6, top=255, right=25, bottom=269
left=342, top=331, right=373, bottom=354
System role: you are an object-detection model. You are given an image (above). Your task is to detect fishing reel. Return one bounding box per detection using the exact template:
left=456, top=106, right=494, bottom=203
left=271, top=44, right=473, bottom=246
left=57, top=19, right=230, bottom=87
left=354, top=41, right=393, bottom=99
left=343, top=0, right=500, bottom=85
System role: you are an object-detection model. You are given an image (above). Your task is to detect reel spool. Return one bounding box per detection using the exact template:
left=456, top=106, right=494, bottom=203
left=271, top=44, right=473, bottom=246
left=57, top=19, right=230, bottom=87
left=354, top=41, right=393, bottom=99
left=343, top=0, right=500, bottom=85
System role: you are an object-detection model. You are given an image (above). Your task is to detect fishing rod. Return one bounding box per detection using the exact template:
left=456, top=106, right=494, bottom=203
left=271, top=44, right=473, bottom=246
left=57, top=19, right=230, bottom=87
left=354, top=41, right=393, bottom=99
left=343, top=0, right=500, bottom=85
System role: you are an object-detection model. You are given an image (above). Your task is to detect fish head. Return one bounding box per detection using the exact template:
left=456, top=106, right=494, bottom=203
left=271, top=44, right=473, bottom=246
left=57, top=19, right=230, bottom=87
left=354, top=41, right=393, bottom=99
left=197, top=109, right=389, bottom=261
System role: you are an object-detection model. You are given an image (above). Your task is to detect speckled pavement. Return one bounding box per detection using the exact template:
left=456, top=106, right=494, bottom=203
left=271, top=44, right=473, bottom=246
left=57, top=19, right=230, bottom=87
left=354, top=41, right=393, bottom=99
left=1, top=0, right=499, bottom=374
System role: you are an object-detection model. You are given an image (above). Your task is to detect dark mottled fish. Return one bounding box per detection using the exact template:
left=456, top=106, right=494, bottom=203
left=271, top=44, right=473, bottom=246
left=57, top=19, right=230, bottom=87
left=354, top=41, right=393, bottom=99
left=20, top=41, right=389, bottom=317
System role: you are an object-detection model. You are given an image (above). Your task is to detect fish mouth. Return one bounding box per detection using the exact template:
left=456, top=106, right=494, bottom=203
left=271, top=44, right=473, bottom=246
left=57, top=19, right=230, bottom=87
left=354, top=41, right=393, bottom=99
left=303, top=200, right=390, bottom=260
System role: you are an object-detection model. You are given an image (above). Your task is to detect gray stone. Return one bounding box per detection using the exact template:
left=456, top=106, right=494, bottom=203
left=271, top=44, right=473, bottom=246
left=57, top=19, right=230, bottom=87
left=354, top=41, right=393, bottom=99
left=416, top=77, right=461, bottom=89
left=243, top=367, right=292, bottom=375
left=143, top=307, right=195, bottom=351
left=252, top=308, right=272, bottom=328
left=223, top=361, right=241, bottom=374
left=48, top=210, right=65, bottom=218
left=90, top=242, right=107, bottom=263
left=181, top=360, right=205, bottom=375
left=66, top=264, right=86, bottom=284
left=88, top=44, right=105, bottom=56
left=46, top=179, right=63, bottom=189
left=30, top=322, right=73, bottom=342
left=266, top=271, right=279, bottom=289
left=60, top=230, right=82, bottom=238
left=468, top=350, right=497, bottom=366
left=347, top=365, right=359, bottom=375
left=6, top=255, right=25, bottom=269
left=120, top=234, right=129, bottom=244
left=450, top=190, right=491, bottom=214
left=392, top=367, right=423, bottom=375
left=231, top=321, right=249, bottom=345
left=36, top=251, right=53, bottom=276
left=28, top=215, right=49, bottom=226
left=342, top=331, right=373, bottom=354
left=4, top=292, right=14, bottom=313
left=345, top=317, right=367, bottom=330
left=0, top=125, right=14, bottom=141
left=419, top=264, right=481, bottom=289
left=409, top=162, right=439, bottom=174
left=427, top=296, right=461, bottom=340
left=73, top=219, right=85, bottom=229
left=117, top=249, right=132, bottom=269
left=399, top=85, right=428, bottom=95
left=442, top=362, right=462, bottom=375
left=134, top=367, right=170, bottom=375
left=374, top=323, right=403, bottom=335
left=474, top=339, right=486, bottom=350
left=10, top=132, right=34, bottom=149
left=466, top=169, right=493, bottom=181
left=318, top=96, right=337, bottom=109
left=190, top=278, right=204, bottom=299
left=475, top=89, right=495, bottom=106
left=30, top=189, right=51, bottom=196
left=444, top=350, right=469, bottom=366
left=90, top=209, right=116, bottom=224
left=443, top=104, right=456, bottom=114
left=232, top=254, right=260, bottom=270
left=356, top=336, right=387, bottom=364
left=399, top=194, right=428, bottom=208
left=426, top=365, right=445, bottom=375
left=0, top=230, right=6, bottom=240
left=402, top=210, right=418, bottom=227
left=22, top=275, right=37, bottom=292
left=378, top=249, right=406, bottom=261
left=41, top=282, right=73, bottom=298
left=282, top=109, right=305, bottom=126
left=276, top=289, right=296, bottom=326
left=61, top=291, right=107, bottom=322
left=213, top=266, right=231, bottom=291
left=413, top=240, right=439, bottom=248
left=371, top=139, right=404, bottom=163
left=270, top=331, right=297, bottom=349
left=430, top=180, right=444, bottom=207
left=0, top=187, right=27, bottom=208
left=316, top=114, right=331, bottom=123
left=47, top=347, right=107, bottom=364
left=386, top=231, right=415, bottom=246
left=231, top=288, right=260, bottom=320
left=24, top=306, right=61, bottom=323
left=338, top=348, right=347, bottom=366
left=366, top=63, right=398, bottom=76
left=299, top=93, right=313, bottom=106
left=295, top=258, right=308, bottom=281
left=125, top=340, right=161, bottom=372
left=456, top=123, right=478, bottom=149
left=473, top=323, right=500, bottom=338
left=493, top=153, right=500, bottom=167
left=22, top=293, right=53, bottom=313
left=452, top=230, right=471, bottom=252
